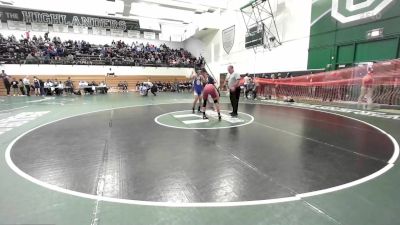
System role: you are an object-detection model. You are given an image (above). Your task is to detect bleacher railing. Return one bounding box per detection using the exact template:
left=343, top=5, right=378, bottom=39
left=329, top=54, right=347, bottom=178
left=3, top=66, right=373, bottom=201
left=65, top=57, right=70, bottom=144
left=0, top=57, right=198, bottom=68
left=254, top=59, right=400, bottom=106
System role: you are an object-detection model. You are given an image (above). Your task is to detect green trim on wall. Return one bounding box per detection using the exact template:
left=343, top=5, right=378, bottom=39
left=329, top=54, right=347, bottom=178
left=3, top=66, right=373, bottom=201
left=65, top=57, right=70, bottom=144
left=308, top=47, right=333, bottom=70
left=355, top=38, right=398, bottom=62
left=311, top=0, right=332, bottom=22
left=397, top=37, right=400, bottom=58
left=308, top=0, right=400, bottom=70
left=337, top=45, right=354, bottom=64
left=333, top=37, right=400, bottom=69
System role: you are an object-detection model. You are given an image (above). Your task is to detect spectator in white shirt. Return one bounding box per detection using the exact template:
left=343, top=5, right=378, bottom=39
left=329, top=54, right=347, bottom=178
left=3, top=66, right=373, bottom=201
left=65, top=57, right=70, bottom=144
left=22, top=76, right=31, bottom=96
left=226, top=65, right=241, bottom=117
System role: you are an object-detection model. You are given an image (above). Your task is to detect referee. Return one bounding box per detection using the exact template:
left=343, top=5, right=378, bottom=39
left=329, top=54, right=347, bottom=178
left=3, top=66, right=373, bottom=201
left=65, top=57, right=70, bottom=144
left=226, top=65, right=241, bottom=117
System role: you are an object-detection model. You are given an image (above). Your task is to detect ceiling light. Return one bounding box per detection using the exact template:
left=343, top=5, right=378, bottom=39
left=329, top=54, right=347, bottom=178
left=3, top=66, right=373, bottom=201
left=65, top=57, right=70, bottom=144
left=0, top=0, right=14, bottom=5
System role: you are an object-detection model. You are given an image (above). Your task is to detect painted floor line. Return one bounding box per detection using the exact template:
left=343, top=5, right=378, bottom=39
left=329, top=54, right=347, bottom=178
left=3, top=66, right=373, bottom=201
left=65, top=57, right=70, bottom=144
left=183, top=119, right=209, bottom=124
left=26, top=97, right=55, bottom=103
left=254, top=121, right=387, bottom=163
left=155, top=110, right=254, bottom=130
left=3, top=102, right=399, bottom=208
left=245, top=101, right=400, bottom=164
left=0, top=106, right=28, bottom=113
left=173, top=114, right=202, bottom=119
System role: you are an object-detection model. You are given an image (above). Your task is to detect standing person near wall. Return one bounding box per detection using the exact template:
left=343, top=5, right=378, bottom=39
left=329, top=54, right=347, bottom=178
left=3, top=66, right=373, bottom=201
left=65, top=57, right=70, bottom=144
left=33, top=77, right=41, bottom=96
left=254, top=77, right=260, bottom=100
left=23, top=76, right=31, bottom=96
left=226, top=65, right=241, bottom=117
left=39, top=79, right=45, bottom=96
left=44, top=32, right=49, bottom=41
left=150, top=82, right=158, bottom=96
left=65, top=77, right=73, bottom=95
left=11, top=78, right=19, bottom=96
left=25, top=31, right=30, bottom=42
left=245, top=78, right=257, bottom=100
left=243, top=73, right=250, bottom=98
left=18, top=79, right=25, bottom=95
left=358, top=67, right=374, bottom=109
left=123, top=81, right=129, bottom=92
left=135, top=81, right=140, bottom=91
left=143, top=81, right=156, bottom=96
left=1, top=70, right=11, bottom=96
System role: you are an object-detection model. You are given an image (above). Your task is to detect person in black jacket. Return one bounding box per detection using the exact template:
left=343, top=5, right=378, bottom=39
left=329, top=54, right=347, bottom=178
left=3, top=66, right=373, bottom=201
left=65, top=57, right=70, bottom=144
left=39, top=79, right=45, bottom=96
left=18, top=79, right=25, bottom=95
left=1, top=70, right=11, bottom=96
left=150, top=83, right=158, bottom=96
left=11, top=77, right=19, bottom=96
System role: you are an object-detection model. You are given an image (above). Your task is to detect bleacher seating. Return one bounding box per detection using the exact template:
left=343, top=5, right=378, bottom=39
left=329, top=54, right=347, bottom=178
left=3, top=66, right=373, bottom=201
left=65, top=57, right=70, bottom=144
left=0, top=33, right=207, bottom=96
left=0, top=33, right=205, bottom=68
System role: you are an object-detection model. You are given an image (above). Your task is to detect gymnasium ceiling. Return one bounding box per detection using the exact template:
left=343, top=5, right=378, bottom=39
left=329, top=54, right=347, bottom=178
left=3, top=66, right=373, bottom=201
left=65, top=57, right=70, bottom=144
left=0, top=0, right=229, bottom=25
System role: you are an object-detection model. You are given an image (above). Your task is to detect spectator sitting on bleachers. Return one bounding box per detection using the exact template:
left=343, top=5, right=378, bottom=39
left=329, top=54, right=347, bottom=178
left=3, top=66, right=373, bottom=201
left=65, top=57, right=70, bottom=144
left=117, top=81, right=124, bottom=92
left=11, top=77, right=19, bottom=96
left=123, top=81, right=128, bottom=92
left=135, top=81, right=140, bottom=91
left=99, top=81, right=108, bottom=94
left=18, top=78, right=25, bottom=95
left=44, top=79, right=53, bottom=95
left=0, top=34, right=204, bottom=68
left=79, top=80, right=88, bottom=87
left=57, top=81, right=64, bottom=95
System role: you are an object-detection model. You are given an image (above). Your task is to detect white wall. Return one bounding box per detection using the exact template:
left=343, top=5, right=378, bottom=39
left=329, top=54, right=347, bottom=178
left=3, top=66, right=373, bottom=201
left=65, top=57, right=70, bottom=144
left=184, top=0, right=312, bottom=75
left=0, top=64, right=193, bottom=77
left=184, top=38, right=205, bottom=59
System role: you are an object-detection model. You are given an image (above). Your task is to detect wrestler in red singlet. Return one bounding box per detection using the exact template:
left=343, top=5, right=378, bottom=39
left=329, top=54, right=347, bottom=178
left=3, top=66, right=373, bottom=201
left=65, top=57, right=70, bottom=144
left=200, top=69, right=221, bottom=121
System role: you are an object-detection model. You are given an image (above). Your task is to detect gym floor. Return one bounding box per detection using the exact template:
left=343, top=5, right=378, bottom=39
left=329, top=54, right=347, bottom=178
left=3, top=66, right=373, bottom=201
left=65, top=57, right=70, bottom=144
left=0, top=93, right=399, bottom=225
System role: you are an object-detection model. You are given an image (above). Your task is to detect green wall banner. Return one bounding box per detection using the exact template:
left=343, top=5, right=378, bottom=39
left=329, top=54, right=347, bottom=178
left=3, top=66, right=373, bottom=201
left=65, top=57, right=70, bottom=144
left=332, top=0, right=395, bottom=24
left=308, top=0, right=400, bottom=70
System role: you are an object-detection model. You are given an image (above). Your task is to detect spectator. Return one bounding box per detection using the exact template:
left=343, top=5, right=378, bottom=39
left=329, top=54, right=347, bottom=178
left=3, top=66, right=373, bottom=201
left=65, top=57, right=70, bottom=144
left=243, top=73, right=250, bottom=94
left=44, top=32, right=49, bottom=41
left=18, top=78, right=25, bottom=95
left=11, top=77, right=19, bottom=96
left=245, top=78, right=255, bottom=99
left=1, top=70, right=11, bottom=96
left=33, top=76, right=40, bottom=96
left=0, top=35, right=203, bottom=68
left=135, top=81, right=140, bottom=91
left=44, top=79, right=53, bottom=95
left=25, top=53, right=32, bottom=63
left=65, top=77, right=73, bottom=94
left=57, top=81, right=64, bottom=95
left=39, top=79, right=45, bottom=96
left=67, top=54, right=74, bottom=62
left=25, top=30, right=30, bottom=40
left=123, top=81, right=128, bottom=92
left=23, top=76, right=31, bottom=96
left=150, top=83, right=157, bottom=96
left=358, top=67, right=374, bottom=109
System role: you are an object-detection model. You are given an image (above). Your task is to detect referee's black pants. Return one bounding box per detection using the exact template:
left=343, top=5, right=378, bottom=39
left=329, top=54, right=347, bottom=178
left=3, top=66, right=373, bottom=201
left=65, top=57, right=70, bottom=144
left=229, top=87, right=241, bottom=115
left=5, top=84, right=11, bottom=95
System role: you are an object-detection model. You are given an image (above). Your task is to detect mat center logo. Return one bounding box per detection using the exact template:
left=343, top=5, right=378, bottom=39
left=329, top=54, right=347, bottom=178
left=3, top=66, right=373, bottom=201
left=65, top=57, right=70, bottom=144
left=154, top=110, right=254, bottom=129
left=332, top=0, right=394, bottom=23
